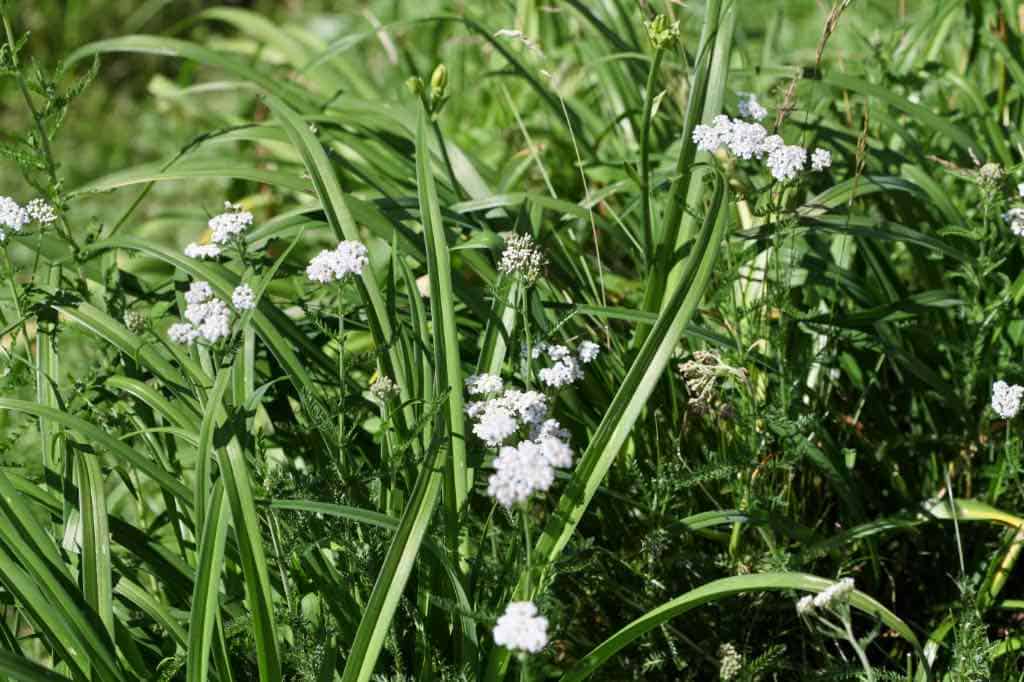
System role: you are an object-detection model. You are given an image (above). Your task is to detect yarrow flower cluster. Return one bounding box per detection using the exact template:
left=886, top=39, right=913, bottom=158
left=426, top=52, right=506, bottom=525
left=306, top=240, right=369, bottom=283
left=499, top=233, right=547, bottom=284
left=992, top=380, right=1024, bottom=419
left=692, top=114, right=831, bottom=182
left=231, top=284, right=256, bottom=311
left=185, top=202, right=254, bottom=259
left=492, top=601, right=549, bottom=654
left=737, top=92, right=767, bottom=121
left=167, top=280, right=255, bottom=345
left=369, top=375, right=398, bottom=402
left=465, top=382, right=577, bottom=506
left=25, top=199, right=57, bottom=225
left=796, top=578, right=855, bottom=615
left=0, top=196, right=57, bottom=240
left=718, top=642, right=742, bottom=681
left=1003, top=208, right=1024, bottom=237
left=530, top=341, right=600, bottom=389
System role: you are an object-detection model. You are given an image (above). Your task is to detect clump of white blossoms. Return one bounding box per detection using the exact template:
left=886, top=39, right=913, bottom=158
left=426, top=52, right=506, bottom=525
left=737, top=92, right=767, bottom=121
left=692, top=114, right=832, bottom=182
left=306, top=240, right=369, bottom=283
left=466, top=373, right=504, bottom=395
left=209, top=202, right=253, bottom=243
left=0, top=196, right=57, bottom=240
left=499, top=233, right=547, bottom=284
left=184, top=243, right=221, bottom=260
left=797, top=578, right=855, bottom=616
left=718, top=643, right=742, bottom=681
left=811, top=148, right=833, bottom=172
left=185, top=202, right=254, bottom=260
left=493, top=601, right=549, bottom=654
left=992, top=380, right=1024, bottom=419
left=167, top=280, right=234, bottom=345
left=231, top=284, right=256, bottom=311
left=25, top=199, right=57, bottom=225
left=369, top=375, right=398, bottom=403
left=531, top=340, right=600, bottom=389
left=1003, top=208, right=1024, bottom=237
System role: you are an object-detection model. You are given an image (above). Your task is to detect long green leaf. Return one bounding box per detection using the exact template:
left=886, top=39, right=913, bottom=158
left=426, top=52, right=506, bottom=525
left=561, top=573, right=923, bottom=681
left=415, top=106, right=469, bottom=565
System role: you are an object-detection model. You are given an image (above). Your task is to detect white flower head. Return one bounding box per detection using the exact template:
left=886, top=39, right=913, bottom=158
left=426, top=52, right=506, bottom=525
left=766, top=144, right=808, bottom=182
left=369, top=375, right=398, bottom=402
left=499, top=233, right=547, bottom=284
left=538, top=357, right=583, bottom=389
left=168, top=322, right=199, bottom=345
left=25, top=199, right=57, bottom=225
left=718, top=642, right=742, bottom=681
left=796, top=594, right=814, bottom=615
left=737, top=92, right=768, bottom=121
left=184, top=242, right=222, bottom=260
left=812, top=577, right=855, bottom=609
left=493, top=601, right=549, bottom=654
left=208, top=203, right=254, bottom=244
left=232, top=284, right=256, bottom=311
left=992, top=380, right=1024, bottom=419
left=185, top=281, right=214, bottom=305
left=306, top=240, right=369, bottom=283
left=578, top=341, right=600, bottom=363
left=487, top=441, right=555, bottom=507
left=692, top=114, right=733, bottom=153
left=0, top=197, right=28, bottom=240
left=726, top=120, right=769, bottom=160
left=465, top=373, right=504, bottom=395
left=1003, top=208, right=1024, bottom=237
left=473, top=403, right=519, bottom=447
left=811, top=148, right=832, bottom=172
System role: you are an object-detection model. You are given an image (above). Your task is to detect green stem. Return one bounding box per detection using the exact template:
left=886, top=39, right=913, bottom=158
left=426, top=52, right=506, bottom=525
left=338, top=293, right=346, bottom=467
left=1, top=248, right=30, bottom=357
left=640, top=48, right=665, bottom=263
left=521, top=505, right=533, bottom=597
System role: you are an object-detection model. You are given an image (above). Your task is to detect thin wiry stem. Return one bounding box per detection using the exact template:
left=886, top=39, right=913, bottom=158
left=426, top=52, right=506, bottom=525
left=640, top=48, right=665, bottom=263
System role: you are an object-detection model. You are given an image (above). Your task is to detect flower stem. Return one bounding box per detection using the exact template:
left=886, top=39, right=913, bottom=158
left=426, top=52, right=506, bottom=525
left=640, top=47, right=665, bottom=262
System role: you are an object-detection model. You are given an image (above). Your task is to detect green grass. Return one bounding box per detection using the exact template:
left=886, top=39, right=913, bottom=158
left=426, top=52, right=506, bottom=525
left=0, top=0, right=1023, bottom=680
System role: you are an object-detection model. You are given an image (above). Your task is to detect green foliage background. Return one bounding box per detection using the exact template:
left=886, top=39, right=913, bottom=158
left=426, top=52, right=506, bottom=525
left=0, top=0, right=1022, bottom=681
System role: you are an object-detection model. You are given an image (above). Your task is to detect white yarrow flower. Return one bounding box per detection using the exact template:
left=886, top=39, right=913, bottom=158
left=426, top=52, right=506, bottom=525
left=692, top=114, right=733, bottom=153
left=811, top=148, right=832, bottom=172
left=185, top=281, right=214, bottom=305
left=737, top=92, right=768, bottom=121
left=992, top=380, right=1024, bottom=419
left=25, top=199, right=57, bottom=225
left=487, top=441, right=555, bottom=507
left=493, top=601, right=549, bottom=654
left=168, top=322, right=199, bottom=345
left=726, top=120, right=769, bottom=160
left=578, top=341, right=600, bottom=363
left=1003, top=208, right=1024, bottom=237
left=369, top=375, right=398, bottom=402
left=766, top=144, right=808, bottom=182
left=184, top=242, right=222, bottom=259
left=499, top=233, right=547, bottom=284
left=465, top=373, right=504, bottom=395
left=473, top=404, right=519, bottom=447
left=0, top=196, right=28, bottom=240
left=232, top=284, right=256, bottom=311
left=796, top=594, right=815, bottom=615
left=306, top=240, right=369, bottom=283
left=812, top=577, right=855, bottom=609
left=208, top=203, right=254, bottom=244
